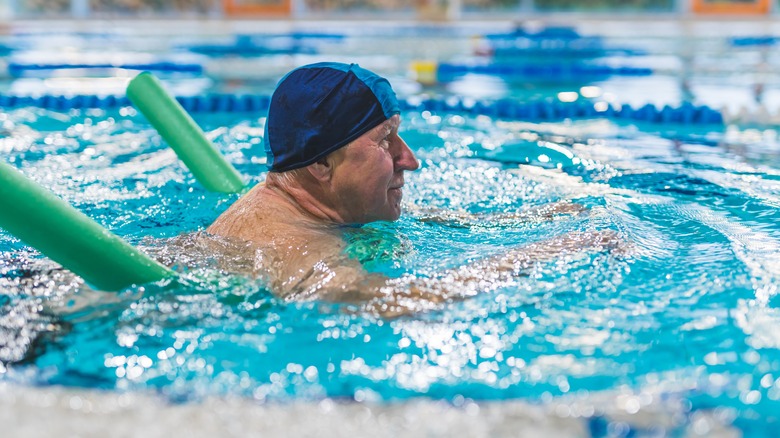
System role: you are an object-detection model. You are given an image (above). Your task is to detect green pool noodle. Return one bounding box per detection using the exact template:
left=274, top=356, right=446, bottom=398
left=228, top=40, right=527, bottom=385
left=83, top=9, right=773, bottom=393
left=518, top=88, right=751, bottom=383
left=126, top=72, right=245, bottom=194
left=0, top=161, right=174, bottom=291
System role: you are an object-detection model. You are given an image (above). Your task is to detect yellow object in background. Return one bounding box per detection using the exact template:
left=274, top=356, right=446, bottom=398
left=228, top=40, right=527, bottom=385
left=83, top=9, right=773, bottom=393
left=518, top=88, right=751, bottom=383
left=411, top=60, right=438, bottom=86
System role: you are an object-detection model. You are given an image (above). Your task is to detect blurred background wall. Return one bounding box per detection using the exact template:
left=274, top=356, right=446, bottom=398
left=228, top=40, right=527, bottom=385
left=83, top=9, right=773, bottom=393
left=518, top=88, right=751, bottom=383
left=0, top=0, right=775, bottom=20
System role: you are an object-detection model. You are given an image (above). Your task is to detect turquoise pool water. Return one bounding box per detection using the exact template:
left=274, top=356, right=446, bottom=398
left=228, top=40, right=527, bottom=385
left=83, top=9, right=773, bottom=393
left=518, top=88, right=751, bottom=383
left=2, top=104, right=780, bottom=435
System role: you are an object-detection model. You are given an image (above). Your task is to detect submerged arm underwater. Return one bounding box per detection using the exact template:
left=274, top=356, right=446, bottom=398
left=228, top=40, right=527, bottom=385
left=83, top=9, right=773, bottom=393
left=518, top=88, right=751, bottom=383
left=206, top=194, right=620, bottom=318
left=282, top=228, right=619, bottom=318
left=409, top=200, right=589, bottom=228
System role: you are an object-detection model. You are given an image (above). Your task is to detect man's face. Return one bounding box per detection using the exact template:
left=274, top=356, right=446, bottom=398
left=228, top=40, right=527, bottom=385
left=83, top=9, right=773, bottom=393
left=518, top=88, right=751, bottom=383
left=329, top=115, right=419, bottom=224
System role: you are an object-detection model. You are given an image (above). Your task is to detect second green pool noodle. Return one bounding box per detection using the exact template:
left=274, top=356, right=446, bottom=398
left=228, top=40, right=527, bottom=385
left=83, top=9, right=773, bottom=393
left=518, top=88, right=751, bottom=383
left=0, top=161, right=174, bottom=291
left=127, top=72, right=245, bottom=194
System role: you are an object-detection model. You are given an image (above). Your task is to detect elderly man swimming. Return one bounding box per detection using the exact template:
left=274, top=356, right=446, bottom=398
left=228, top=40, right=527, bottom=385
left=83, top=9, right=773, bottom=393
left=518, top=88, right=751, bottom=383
left=207, top=62, right=616, bottom=316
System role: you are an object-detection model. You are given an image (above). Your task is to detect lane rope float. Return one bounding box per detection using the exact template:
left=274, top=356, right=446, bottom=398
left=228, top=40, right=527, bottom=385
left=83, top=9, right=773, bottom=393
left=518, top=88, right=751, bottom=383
left=126, top=72, right=245, bottom=194
left=0, top=161, right=173, bottom=291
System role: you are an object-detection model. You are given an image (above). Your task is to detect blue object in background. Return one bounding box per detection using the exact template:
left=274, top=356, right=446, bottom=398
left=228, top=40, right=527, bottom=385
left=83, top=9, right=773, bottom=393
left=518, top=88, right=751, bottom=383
left=0, top=43, right=15, bottom=56
left=481, top=25, right=644, bottom=59
left=183, top=34, right=326, bottom=57
left=730, top=36, right=778, bottom=47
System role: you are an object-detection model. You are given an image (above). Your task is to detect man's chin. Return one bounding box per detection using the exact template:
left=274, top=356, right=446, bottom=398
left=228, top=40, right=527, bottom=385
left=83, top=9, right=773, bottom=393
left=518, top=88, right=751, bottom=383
left=378, top=206, right=402, bottom=222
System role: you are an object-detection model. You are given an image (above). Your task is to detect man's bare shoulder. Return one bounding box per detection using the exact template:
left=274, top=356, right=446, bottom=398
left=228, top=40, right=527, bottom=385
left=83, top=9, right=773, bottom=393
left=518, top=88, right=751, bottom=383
left=208, top=184, right=336, bottom=244
left=206, top=183, right=354, bottom=293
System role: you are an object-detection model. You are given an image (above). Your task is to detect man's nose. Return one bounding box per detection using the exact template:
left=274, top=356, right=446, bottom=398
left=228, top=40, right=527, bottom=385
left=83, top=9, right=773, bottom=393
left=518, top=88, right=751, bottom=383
left=394, top=136, right=420, bottom=172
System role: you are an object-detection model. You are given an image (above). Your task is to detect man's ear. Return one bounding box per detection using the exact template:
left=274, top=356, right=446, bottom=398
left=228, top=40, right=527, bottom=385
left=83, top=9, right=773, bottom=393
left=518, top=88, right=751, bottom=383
left=307, top=156, right=333, bottom=183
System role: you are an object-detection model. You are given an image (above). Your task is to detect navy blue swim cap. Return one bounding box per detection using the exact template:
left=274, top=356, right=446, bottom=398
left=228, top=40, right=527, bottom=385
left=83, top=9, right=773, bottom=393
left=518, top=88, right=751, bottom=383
left=264, top=62, right=400, bottom=172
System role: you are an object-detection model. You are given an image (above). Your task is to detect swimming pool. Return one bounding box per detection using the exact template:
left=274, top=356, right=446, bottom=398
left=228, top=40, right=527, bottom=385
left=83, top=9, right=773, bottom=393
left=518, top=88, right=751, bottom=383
left=2, top=20, right=780, bottom=437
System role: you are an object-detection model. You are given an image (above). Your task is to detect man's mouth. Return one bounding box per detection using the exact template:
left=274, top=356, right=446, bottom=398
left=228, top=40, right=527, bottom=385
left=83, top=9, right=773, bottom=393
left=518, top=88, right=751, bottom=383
left=388, top=180, right=404, bottom=190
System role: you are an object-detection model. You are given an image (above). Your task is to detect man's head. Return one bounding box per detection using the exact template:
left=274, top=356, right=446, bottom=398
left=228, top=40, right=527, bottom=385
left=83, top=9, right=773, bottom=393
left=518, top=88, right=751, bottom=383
left=264, top=63, right=419, bottom=224
left=264, top=62, right=402, bottom=172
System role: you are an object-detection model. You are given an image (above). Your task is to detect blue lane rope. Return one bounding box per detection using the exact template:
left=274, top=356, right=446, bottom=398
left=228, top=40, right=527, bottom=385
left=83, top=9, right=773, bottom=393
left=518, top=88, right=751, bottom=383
left=8, top=62, right=203, bottom=77
left=184, top=44, right=317, bottom=56
left=730, top=36, right=778, bottom=47
left=182, top=33, right=344, bottom=56
left=0, top=93, right=723, bottom=125
left=436, top=63, right=653, bottom=80
left=8, top=60, right=649, bottom=79
left=480, top=27, right=645, bottom=57
left=485, top=26, right=586, bottom=40
left=487, top=47, right=646, bottom=57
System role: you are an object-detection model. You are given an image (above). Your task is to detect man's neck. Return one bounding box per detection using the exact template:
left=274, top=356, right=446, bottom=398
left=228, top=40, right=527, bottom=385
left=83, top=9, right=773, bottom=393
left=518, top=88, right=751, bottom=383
left=265, top=179, right=346, bottom=225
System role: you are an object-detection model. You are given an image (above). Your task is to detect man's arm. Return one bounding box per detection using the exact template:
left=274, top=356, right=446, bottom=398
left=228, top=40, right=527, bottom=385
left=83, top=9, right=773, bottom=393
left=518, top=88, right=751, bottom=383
left=287, top=229, right=621, bottom=317
left=410, top=201, right=588, bottom=229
